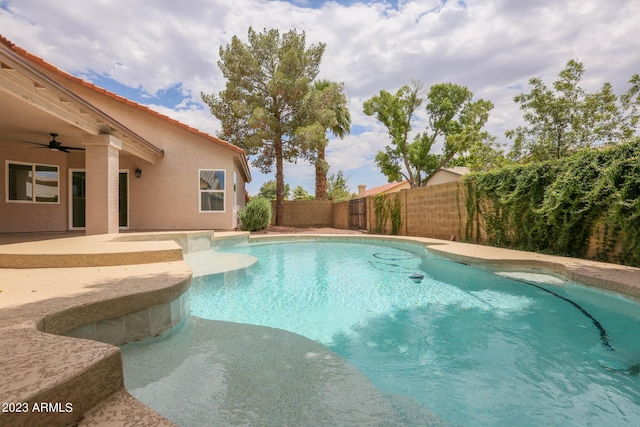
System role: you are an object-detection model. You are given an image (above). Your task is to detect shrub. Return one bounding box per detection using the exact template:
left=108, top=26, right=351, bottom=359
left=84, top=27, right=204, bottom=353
left=373, top=194, right=389, bottom=233
left=239, top=197, right=272, bottom=231
left=390, top=193, right=403, bottom=235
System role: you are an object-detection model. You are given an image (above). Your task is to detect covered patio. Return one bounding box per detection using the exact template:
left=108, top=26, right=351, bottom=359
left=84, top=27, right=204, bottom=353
left=1, top=37, right=164, bottom=236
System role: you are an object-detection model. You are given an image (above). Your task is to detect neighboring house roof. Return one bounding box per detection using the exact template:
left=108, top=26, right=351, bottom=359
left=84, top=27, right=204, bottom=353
left=363, top=180, right=410, bottom=197
left=0, top=34, right=251, bottom=181
left=439, top=166, right=471, bottom=176
left=200, top=170, right=224, bottom=190
left=362, top=168, right=471, bottom=195
left=424, top=166, right=471, bottom=187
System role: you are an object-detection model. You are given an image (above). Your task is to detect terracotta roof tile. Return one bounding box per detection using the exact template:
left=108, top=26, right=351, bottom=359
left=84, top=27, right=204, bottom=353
left=364, top=180, right=409, bottom=196
left=0, top=34, right=246, bottom=158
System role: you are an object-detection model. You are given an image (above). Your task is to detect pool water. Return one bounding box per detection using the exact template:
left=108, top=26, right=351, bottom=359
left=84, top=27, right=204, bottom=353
left=128, top=240, right=640, bottom=426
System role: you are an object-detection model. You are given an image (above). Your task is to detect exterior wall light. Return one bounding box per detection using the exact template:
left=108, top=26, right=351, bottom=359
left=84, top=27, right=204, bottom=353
left=135, top=168, right=142, bottom=178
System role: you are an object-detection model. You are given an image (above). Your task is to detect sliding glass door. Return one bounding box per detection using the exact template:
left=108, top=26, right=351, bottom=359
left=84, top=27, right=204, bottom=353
left=69, top=170, right=128, bottom=229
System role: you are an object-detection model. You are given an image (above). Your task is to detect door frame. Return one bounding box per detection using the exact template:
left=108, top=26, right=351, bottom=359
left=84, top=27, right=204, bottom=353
left=118, top=169, right=130, bottom=230
left=68, top=169, right=130, bottom=230
left=68, top=168, right=85, bottom=230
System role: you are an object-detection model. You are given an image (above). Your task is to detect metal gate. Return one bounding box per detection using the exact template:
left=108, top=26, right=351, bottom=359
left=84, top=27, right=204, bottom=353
left=349, top=197, right=367, bottom=230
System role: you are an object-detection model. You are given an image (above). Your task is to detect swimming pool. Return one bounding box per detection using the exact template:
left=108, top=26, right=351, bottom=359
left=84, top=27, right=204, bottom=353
left=123, top=239, right=640, bottom=426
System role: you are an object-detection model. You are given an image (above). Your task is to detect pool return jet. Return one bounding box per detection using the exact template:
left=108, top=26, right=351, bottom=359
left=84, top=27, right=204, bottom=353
left=409, top=273, right=425, bottom=283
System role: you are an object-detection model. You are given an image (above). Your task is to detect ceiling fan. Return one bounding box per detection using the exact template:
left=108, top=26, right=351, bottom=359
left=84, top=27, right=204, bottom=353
left=21, top=133, right=85, bottom=153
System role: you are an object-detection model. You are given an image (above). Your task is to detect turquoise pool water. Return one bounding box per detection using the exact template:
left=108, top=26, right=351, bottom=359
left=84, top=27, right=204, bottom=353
left=125, top=239, right=640, bottom=426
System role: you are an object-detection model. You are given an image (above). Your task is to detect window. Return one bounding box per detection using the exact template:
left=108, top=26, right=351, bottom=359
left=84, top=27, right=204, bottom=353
left=199, top=169, right=225, bottom=212
left=7, top=161, right=59, bottom=203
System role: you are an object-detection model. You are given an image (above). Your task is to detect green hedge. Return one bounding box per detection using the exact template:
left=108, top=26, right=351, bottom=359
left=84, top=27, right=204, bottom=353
left=464, top=138, right=640, bottom=266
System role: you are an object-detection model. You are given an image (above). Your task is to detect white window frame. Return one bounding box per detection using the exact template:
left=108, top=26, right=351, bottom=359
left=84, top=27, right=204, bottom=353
left=199, top=169, right=226, bottom=213
left=6, top=160, right=59, bottom=204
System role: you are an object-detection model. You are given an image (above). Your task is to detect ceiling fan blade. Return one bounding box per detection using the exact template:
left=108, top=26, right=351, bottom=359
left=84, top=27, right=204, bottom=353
left=20, top=140, right=49, bottom=148
left=16, top=137, right=84, bottom=153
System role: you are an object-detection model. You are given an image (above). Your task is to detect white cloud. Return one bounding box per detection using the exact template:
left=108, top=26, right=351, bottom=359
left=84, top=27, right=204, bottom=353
left=2, top=0, right=639, bottom=194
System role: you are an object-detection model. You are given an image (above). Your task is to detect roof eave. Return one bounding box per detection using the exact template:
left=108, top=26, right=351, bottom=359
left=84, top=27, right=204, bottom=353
left=0, top=37, right=164, bottom=162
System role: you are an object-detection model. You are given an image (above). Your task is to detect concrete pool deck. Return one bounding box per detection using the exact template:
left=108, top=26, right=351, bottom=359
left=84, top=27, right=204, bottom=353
left=1, top=230, right=639, bottom=426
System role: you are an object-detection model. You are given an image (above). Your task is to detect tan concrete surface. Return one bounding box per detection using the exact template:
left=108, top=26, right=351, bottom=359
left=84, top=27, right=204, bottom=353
left=420, top=238, right=640, bottom=299
left=0, top=232, right=204, bottom=427
left=79, top=390, right=176, bottom=427
left=0, top=233, right=184, bottom=268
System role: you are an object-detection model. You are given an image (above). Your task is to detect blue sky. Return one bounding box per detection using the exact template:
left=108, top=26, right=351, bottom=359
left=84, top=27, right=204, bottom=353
left=1, top=0, right=639, bottom=196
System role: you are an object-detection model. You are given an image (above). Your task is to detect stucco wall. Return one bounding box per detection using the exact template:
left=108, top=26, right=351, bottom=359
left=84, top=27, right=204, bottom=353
left=62, top=82, right=247, bottom=231
left=2, top=66, right=249, bottom=233
left=426, top=171, right=462, bottom=186
left=0, top=140, right=77, bottom=233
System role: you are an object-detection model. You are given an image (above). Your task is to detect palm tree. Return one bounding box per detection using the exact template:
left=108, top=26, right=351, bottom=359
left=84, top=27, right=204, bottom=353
left=310, top=80, right=351, bottom=199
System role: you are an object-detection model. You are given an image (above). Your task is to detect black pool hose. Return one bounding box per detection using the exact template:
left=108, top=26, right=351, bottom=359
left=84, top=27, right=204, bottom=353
left=370, top=252, right=615, bottom=352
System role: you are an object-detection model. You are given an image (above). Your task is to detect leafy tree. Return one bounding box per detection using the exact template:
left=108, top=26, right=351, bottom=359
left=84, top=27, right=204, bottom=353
left=298, top=79, right=351, bottom=199
left=448, top=137, right=509, bottom=172
left=292, top=185, right=314, bottom=200
left=326, top=170, right=356, bottom=201
left=506, top=59, right=640, bottom=162
left=257, top=180, right=290, bottom=200
left=202, top=27, right=325, bottom=225
left=423, top=83, right=495, bottom=181
left=363, top=81, right=424, bottom=187
left=364, top=81, right=495, bottom=187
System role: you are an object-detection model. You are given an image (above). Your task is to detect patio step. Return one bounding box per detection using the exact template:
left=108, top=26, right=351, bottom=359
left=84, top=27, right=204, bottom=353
left=0, top=233, right=185, bottom=268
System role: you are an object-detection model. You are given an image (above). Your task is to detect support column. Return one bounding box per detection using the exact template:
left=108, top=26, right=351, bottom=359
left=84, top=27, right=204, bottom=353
left=83, top=134, right=122, bottom=235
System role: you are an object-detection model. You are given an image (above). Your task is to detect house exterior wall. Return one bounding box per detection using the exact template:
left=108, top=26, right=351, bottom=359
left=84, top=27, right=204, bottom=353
left=119, top=130, right=238, bottom=231
left=381, top=181, right=411, bottom=194
left=59, top=82, right=248, bottom=231
left=0, top=40, right=248, bottom=234
left=0, top=140, right=77, bottom=233
left=1, top=128, right=245, bottom=233
left=426, top=170, right=462, bottom=186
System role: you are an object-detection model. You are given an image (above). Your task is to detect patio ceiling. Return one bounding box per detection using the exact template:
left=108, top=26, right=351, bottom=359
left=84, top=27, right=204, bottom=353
left=0, top=83, right=87, bottom=150
left=0, top=42, right=163, bottom=163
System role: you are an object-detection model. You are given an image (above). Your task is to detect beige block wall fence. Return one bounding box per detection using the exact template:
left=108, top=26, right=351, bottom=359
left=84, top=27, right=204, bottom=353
left=270, top=200, right=334, bottom=227
left=266, top=182, right=619, bottom=261
left=269, top=181, right=476, bottom=242
left=364, top=181, right=475, bottom=241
